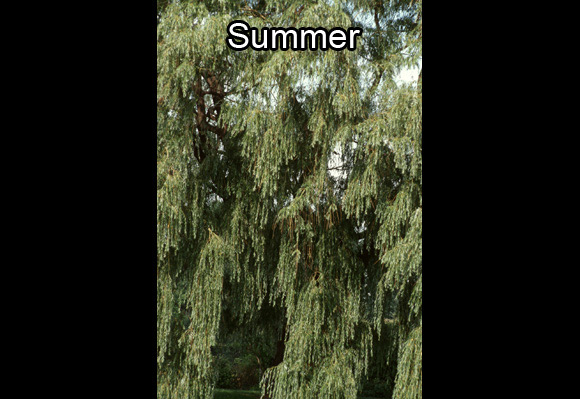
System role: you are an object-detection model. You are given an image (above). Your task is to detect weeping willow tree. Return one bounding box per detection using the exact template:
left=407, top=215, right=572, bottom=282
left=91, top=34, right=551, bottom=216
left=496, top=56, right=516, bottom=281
left=157, top=1, right=421, bottom=398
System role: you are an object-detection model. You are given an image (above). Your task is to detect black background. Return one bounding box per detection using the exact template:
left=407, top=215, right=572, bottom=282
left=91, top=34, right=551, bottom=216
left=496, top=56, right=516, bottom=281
left=49, top=1, right=158, bottom=396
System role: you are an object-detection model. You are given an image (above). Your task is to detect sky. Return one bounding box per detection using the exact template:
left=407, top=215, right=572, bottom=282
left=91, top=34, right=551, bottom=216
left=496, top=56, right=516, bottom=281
left=396, top=66, right=420, bottom=84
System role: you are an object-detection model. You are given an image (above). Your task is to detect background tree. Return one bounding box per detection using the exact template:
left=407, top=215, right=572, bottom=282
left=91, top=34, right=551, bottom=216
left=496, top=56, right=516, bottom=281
left=157, top=1, right=422, bottom=398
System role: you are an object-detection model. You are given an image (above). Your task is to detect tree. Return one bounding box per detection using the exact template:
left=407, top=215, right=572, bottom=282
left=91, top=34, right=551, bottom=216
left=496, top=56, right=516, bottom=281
left=157, top=1, right=422, bottom=398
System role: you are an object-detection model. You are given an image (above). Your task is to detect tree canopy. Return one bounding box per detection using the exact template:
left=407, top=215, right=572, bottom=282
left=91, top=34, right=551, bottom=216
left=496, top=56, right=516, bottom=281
left=157, top=1, right=422, bottom=398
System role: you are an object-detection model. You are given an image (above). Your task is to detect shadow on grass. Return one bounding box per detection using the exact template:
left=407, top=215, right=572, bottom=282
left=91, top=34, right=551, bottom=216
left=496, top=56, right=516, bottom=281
left=214, top=389, right=382, bottom=399
left=214, top=389, right=261, bottom=399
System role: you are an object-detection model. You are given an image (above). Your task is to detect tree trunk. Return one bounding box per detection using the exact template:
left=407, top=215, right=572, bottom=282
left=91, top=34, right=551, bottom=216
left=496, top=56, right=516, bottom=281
left=272, top=332, right=285, bottom=367
left=262, top=324, right=286, bottom=399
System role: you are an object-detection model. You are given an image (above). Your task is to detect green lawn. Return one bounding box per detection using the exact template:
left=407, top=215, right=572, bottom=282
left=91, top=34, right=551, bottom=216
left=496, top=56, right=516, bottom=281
left=214, top=389, right=381, bottom=399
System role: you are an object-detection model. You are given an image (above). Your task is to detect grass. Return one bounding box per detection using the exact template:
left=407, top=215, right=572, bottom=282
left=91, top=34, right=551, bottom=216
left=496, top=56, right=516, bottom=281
left=214, top=389, right=382, bottom=399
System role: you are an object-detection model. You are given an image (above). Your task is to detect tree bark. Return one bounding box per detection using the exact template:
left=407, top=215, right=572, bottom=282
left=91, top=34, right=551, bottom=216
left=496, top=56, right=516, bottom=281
left=262, top=323, right=286, bottom=399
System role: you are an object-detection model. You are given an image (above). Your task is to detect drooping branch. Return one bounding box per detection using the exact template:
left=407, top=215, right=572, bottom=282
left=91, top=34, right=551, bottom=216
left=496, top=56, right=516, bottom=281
left=192, top=71, right=229, bottom=163
left=193, top=74, right=208, bottom=163
left=203, top=71, right=227, bottom=141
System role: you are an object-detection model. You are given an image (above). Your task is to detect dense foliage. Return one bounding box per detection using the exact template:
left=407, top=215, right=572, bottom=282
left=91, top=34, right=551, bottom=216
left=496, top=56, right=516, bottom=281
left=157, top=1, right=422, bottom=398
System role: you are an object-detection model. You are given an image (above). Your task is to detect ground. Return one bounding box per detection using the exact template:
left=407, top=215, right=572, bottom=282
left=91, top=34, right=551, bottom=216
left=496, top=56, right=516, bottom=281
left=214, top=390, right=261, bottom=399
left=214, top=389, right=381, bottom=399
